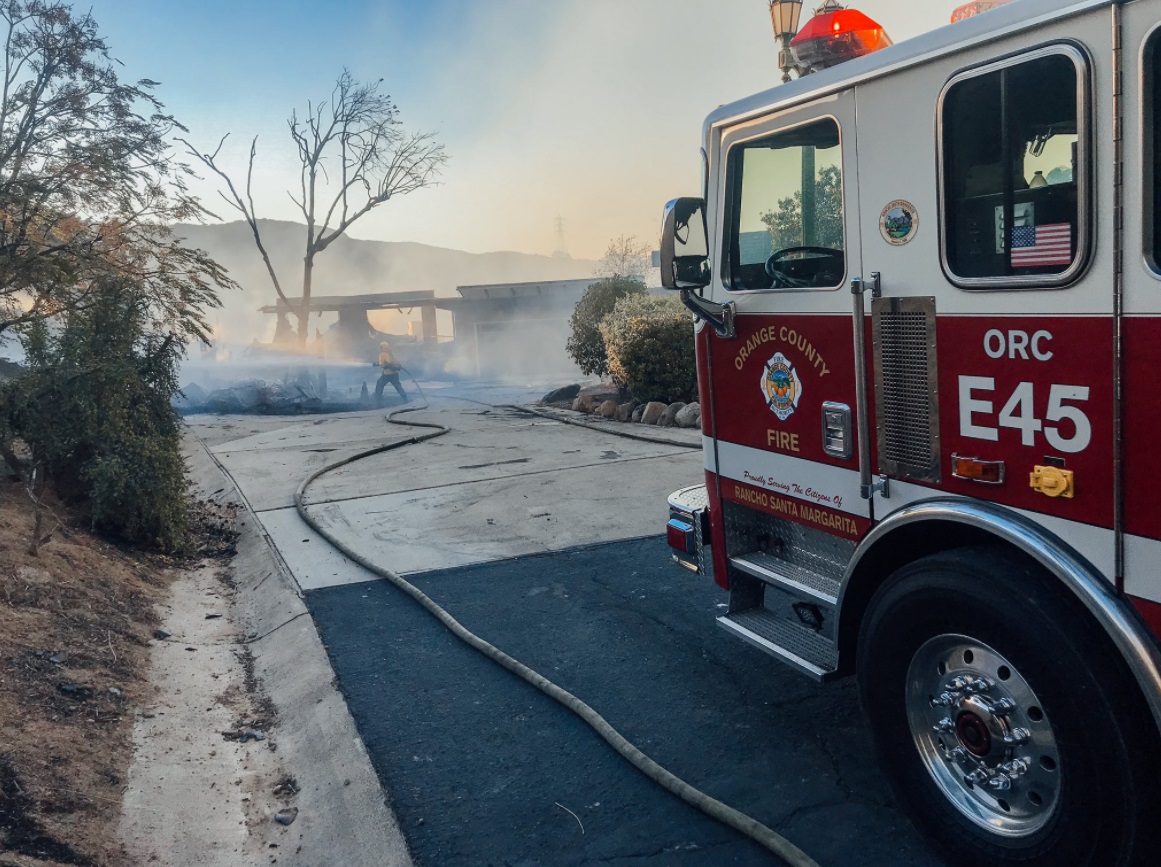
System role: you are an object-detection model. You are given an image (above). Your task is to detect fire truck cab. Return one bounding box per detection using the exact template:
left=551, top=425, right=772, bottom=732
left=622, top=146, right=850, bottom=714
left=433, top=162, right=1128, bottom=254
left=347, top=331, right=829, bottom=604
left=661, top=1, right=1161, bottom=863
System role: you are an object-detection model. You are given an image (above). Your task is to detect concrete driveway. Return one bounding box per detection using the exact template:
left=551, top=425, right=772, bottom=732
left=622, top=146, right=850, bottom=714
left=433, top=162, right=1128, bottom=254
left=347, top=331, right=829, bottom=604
left=187, top=391, right=944, bottom=866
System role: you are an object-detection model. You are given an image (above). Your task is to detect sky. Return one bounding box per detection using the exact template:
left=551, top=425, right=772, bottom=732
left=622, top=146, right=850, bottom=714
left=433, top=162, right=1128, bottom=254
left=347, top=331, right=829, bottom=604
left=84, top=1, right=955, bottom=261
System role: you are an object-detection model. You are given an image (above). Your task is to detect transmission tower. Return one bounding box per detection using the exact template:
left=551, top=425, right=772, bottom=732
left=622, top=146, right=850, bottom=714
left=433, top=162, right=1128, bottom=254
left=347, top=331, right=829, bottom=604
left=553, top=216, right=570, bottom=259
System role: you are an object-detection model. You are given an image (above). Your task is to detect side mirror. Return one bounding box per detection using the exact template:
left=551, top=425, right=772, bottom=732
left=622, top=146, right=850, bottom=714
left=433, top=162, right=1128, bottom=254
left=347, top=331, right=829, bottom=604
left=659, top=197, right=710, bottom=290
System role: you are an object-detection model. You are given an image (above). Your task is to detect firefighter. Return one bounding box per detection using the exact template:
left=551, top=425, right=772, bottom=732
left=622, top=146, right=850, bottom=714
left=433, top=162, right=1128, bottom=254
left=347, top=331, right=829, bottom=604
left=374, top=341, right=408, bottom=403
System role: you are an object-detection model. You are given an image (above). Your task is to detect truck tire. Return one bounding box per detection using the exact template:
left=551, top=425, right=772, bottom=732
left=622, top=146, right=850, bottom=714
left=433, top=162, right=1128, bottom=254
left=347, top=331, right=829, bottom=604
left=857, top=546, right=1161, bottom=867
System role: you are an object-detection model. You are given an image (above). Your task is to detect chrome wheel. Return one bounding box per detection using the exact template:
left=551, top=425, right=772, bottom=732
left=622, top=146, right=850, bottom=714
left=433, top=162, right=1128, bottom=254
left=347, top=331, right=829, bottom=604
left=905, top=634, right=1061, bottom=837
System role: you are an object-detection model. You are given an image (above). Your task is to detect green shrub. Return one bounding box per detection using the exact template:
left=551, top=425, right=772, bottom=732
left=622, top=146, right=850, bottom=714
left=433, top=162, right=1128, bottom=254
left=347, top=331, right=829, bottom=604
left=2, top=283, right=193, bottom=551
left=600, top=294, right=696, bottom=404
left=566, top=276, right=647, bottom=378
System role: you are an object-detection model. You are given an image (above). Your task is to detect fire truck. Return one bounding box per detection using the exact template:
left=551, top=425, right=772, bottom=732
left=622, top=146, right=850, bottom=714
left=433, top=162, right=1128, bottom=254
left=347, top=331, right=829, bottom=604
left=660, top=1, right=1161, bottom=863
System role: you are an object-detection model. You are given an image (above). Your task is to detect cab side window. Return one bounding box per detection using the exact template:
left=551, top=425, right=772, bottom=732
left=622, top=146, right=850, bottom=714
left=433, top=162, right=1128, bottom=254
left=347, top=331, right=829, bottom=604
left=725, top=118, right=845, bottom=292
left=941, top=49, right=1088, bottom=286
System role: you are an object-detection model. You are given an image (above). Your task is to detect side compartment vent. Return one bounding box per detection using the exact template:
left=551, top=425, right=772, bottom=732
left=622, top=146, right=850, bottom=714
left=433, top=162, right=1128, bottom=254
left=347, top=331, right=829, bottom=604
left=873, top=296, right=941, bottom=483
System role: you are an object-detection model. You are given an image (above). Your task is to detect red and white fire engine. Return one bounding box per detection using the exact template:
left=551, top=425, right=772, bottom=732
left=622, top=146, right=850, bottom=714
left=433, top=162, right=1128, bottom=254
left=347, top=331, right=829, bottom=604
left=660, top=1, right=1161, bottom=863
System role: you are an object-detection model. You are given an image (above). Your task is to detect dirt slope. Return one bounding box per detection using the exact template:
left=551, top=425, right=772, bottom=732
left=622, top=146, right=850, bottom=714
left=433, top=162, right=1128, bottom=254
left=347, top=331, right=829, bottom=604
left=0, top=480, right=230, bottom=866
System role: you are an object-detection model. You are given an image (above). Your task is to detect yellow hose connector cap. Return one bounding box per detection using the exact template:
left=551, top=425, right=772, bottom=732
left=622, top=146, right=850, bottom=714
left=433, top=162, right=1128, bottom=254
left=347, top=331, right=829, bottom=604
left=1030, top=466, right=1074, bottom=499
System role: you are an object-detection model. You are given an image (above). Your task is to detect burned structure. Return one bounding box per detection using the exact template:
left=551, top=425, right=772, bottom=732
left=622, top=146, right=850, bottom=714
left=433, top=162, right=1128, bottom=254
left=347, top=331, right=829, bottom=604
left=258, top=279, right=595, bottom=379
left=259, top=291, right=439, bottom=362
left=436, top=279, right=593, bottom=377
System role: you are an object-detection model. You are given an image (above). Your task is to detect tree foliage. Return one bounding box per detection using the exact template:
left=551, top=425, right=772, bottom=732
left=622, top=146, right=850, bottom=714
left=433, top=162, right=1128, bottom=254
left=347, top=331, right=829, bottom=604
left=600, top=294, right=695, bottom=404
left=566, top=275, right=647, bottom=378
left=596, top=234, right=651, bottom=281
left=2, top=282, right=191, bottom=550
left=185, top=70, right=447, bottom=345
left=0, top=0, right=231, bottom=342
left=0, top=1, right=233, bottom=552
left=761, top=165, right=844, bottom=251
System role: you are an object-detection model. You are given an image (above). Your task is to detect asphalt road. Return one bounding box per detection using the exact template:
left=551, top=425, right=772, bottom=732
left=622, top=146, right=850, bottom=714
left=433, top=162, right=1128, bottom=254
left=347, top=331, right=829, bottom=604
left=305, top=537, right=946, bottom=867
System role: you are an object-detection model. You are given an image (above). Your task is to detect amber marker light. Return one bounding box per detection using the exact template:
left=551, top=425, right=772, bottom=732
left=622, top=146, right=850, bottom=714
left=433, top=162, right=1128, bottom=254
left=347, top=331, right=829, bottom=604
left=951, top=454, right=1006, bottom=485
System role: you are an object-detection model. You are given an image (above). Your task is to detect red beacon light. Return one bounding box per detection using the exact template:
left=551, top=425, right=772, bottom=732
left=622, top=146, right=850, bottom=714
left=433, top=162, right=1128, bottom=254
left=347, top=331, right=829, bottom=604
left=789, top=3, right=893, bottom=72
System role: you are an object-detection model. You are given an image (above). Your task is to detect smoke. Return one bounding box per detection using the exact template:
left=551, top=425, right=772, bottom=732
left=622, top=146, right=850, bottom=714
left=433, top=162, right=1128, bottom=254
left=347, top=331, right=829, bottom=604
left=101, top=0, right=952, bottom=266
left=327, top=0, right=953, bottom=260
left=173, top=219, right=601, bottom=350
left=88, top=0, right=954, bottom=396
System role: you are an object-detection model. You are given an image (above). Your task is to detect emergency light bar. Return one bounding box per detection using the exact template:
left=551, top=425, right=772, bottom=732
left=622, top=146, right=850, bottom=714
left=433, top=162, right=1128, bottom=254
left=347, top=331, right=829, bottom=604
left=789, top=3, right=893, bottom=73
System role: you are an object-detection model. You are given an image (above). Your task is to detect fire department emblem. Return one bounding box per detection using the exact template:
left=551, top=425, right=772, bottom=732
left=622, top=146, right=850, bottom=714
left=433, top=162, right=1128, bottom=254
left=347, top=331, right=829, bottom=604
left=760, top=352, right=802, bottom=421
left=880, top=199, right=919, bottom=246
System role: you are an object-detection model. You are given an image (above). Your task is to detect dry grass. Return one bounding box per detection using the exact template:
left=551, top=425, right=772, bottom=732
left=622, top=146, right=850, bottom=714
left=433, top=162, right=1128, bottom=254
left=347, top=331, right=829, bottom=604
left=0, top=478, right=233, bottom=866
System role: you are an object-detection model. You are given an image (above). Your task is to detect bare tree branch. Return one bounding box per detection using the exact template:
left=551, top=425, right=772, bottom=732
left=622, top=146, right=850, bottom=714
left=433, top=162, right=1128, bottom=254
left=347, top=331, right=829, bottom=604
left=188, top=68, right=446, bottom=345
left=180, top=134, right=288, bottom=307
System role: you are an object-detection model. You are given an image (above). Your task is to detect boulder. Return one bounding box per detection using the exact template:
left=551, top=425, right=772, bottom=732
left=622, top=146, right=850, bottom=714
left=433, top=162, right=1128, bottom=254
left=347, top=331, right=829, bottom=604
left=631, top=405, right=646, bottom=423
left=542, top=383, right=581, bottom=405
left=659, top=402, right=687, bottom=427
left=597, top=399, right=619, bottom=418
left=572, top=395, right=594, bottom=413
left=675, top=402, right=701, bottom=429
left=575, top=383, right=622, bottom=410
left=640, top=401, right=667, bottom=425
left=615, top=402, right=636, bottom=422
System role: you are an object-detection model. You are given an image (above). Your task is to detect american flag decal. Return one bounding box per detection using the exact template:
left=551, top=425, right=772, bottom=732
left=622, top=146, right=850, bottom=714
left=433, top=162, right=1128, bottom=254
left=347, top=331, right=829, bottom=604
left=1011, top=223, right=1072, bottom=267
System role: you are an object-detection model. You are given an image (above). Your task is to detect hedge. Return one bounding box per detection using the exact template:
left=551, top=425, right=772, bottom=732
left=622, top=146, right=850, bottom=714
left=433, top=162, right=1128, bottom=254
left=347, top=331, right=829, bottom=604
left=566, top=276, right=648, bottom=378
left=600, top=294, right=696, bottom=404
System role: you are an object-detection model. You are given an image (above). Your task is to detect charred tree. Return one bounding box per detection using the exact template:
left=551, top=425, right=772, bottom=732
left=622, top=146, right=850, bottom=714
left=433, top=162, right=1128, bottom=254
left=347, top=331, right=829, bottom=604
left=185, top=70, right=447, bottom=346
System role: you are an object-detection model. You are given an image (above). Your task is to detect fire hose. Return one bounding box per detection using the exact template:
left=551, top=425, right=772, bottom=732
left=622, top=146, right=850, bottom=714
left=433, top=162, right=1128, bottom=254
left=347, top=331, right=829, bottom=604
left=294, top=387, right=820, bottom=867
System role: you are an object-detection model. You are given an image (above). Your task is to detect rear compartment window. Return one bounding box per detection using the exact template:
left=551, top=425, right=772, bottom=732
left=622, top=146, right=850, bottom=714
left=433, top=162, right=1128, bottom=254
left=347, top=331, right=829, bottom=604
left=724, top=117, right=845, bottom=292
left=941, top=48, right=1088, bottom=287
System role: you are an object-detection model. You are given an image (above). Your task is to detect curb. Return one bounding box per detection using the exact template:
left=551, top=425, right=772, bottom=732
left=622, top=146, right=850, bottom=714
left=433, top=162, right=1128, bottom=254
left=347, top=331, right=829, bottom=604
left=185, top=432, right=413, bottom=866
left=521, top=404, right=703, bottom=449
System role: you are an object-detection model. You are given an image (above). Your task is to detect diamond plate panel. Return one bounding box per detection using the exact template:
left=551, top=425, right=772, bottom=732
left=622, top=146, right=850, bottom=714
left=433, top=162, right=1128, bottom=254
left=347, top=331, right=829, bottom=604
left=723, top=500, right=854, bottom=582
left=721, top=608, right=839, bottom=672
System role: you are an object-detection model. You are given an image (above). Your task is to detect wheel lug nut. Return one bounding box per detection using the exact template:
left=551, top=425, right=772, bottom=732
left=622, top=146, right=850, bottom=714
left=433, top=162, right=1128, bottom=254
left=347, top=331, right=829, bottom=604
left=1003, top=727, right=1031, bottom=746
left=932, top=717, right=955, bottom=734
left=967, top=767, right=992, bottom=785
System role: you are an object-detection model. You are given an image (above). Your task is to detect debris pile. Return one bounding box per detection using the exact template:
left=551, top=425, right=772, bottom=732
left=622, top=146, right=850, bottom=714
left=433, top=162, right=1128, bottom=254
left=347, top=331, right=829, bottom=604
left=173, top=366, right=404, bottom=415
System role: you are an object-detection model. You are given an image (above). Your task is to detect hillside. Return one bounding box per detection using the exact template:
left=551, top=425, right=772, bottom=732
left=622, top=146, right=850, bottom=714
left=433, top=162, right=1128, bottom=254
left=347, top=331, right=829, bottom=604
left=173, top=220, right=600, bottom=345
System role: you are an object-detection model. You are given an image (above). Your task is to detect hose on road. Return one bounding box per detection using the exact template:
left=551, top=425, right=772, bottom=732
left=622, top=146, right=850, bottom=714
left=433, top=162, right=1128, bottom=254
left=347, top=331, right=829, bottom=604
left=294, top=398, right=820, bottom=867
